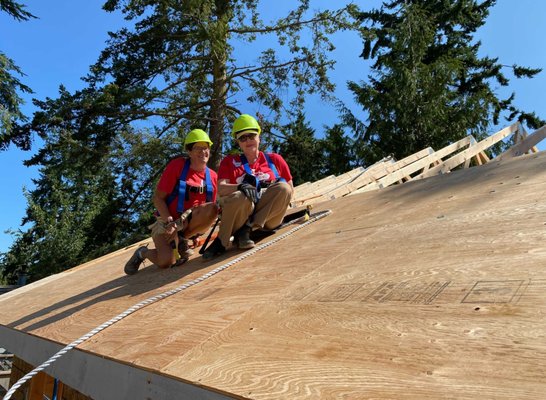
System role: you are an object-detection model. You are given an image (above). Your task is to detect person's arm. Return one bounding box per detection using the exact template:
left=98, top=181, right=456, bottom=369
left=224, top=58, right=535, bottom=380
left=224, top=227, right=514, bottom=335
left=271, top=153, right=294, bottom=196
left=152, top=189, right=178, bottom=237
left=153, top=189, right=173, bottom=223
left=218, top=178, right=240, bottom=197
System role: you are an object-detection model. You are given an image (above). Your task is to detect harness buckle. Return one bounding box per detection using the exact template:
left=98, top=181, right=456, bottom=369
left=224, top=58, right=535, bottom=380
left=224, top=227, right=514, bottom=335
left=198, top=186, right=205, bottom=194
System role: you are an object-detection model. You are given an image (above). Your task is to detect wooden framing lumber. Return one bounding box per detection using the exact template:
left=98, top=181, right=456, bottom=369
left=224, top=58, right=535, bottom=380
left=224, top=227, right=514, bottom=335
left=294, top=167, right=364, bottom=200
left=335, top=148, right=433, bottom=197
left=292, top=175, right=338, bottom=199
left=292, top=155, right=406, bottom=206
left=511, top=125, right=540, bottom=153
left=291, top=160, right=390, bottom=207
left=353, top=136, right=475, bottom=194
left=291, top=167, right=365, bottom=206
left=292, top=156, right=399, bottom=206
left=291, top=181, right=311, bottom=198
left=417, top=122, right=519, bottom=179
left=294, top=147, right=437, bottom=203
left=465, top=137, right=490, bottom=168
left=494, top=125, right=546, bottom=161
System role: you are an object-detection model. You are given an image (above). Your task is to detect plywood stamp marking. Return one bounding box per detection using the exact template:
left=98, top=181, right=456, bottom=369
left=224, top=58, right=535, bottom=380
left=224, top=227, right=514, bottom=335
left=317, top=284, right=363, bottom=302
left=363, top=281, right=451, bottom=304
left=461, top=280, right=525, bottom=304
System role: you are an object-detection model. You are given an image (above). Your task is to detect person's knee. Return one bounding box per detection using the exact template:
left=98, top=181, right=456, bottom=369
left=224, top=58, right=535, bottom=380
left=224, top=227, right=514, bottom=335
left=187, top=204, right=218, bottom=235
left=202, top=202, right=219, bottom=221
left=156, top=249, right=174, bottom=268
left=268, top=182, right=292, bottom=204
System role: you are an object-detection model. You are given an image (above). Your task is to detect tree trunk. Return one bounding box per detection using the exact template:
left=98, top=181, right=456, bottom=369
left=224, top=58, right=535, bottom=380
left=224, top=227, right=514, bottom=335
left=208, top=1, right=230, bottom=169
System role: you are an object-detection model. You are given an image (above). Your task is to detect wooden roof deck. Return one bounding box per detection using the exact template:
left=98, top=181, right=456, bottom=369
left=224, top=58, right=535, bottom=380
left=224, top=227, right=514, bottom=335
left=1, top=150, right=546, bottom=399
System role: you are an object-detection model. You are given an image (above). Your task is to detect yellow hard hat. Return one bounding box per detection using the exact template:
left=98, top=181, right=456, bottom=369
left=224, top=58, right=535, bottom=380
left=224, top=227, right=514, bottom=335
left=232, top=114, right=261, bottom=138
left=184, top=129, right=213, bottom=148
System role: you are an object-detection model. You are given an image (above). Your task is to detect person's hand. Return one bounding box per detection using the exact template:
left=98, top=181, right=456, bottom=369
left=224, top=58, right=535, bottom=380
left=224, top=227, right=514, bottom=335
left=164, top=216, right=177, bottom=237
left=237, top=182, right=258, bottom=203
left=242, top=173, right=257, bottom=186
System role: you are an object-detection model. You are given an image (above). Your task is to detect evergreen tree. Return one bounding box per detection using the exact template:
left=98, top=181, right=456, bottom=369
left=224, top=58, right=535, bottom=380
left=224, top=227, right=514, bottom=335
left=0, top=0, right=35, bottom=150
left=278, top=113, right=323, bottom=186
left=0, top=85, right=177, bottom=283
left=319, top=123, right=355, bottom=176
left=1, top=1, right=356, bottom=282
left=347, top=0, right=544, bottom=163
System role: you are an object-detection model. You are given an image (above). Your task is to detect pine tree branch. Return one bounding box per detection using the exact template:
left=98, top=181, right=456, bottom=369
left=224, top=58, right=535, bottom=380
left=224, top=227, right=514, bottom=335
left=230, top=57, right=308, bottom=79
left=228, top=10, right=345, bottom=35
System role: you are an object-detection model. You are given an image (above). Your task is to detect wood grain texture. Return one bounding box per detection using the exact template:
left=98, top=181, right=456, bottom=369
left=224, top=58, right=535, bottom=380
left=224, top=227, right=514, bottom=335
left=1, top=151, right=546, bottom=399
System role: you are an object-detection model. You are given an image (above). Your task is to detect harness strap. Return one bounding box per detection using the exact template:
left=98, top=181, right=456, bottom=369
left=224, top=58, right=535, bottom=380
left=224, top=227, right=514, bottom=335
left=166, top=159, right=213, bottom=213
left=263, top=153, right=286, bottom=183
left=240, top=153, right=286, bottom=189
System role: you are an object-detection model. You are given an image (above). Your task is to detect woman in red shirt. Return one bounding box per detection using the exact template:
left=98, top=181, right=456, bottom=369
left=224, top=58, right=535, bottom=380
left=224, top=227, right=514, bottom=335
left=202, top=115, right=293, bottom=259
left=125, top=129, right=219, bottom=274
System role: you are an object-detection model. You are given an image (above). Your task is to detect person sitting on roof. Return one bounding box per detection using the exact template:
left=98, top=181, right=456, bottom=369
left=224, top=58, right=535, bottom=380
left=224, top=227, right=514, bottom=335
left=125, top=129, right=219, bottom=274
left=202, top=114, right=293, bottom=259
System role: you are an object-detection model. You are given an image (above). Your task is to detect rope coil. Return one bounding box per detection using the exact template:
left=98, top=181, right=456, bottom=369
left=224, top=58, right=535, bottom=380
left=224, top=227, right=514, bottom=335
left=3, top=209, right=331, bottom=400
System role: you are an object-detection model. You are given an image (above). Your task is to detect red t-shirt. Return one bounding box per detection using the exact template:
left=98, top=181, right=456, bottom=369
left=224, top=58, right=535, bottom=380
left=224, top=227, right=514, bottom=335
left=218, top=152, right=292, bottom=185
left=156, top=157, right=218, bottom=218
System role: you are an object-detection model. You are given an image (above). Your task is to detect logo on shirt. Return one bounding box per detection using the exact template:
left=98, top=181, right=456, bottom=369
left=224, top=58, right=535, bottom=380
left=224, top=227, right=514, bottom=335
left=235, top=171, right=271, bottom=185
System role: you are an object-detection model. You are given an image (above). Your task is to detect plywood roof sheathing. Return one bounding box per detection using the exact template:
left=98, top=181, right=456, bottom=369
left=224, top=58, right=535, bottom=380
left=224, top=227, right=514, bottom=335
left=1, top=122, right=545, bottom=399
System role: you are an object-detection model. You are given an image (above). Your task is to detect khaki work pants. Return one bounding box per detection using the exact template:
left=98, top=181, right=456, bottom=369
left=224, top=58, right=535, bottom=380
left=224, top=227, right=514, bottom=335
left=217, top=181, right=292, bottom=248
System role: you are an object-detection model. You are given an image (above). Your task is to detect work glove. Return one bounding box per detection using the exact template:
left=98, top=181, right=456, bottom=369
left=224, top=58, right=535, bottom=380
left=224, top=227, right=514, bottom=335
left=242, top=173, right=258, bottom=187
left=174, top=208, right=193, bottom=232
left=238, top=183, right=258, bottom=203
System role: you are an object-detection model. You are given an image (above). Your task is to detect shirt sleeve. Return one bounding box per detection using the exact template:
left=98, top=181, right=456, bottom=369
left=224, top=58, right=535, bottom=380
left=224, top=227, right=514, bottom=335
left=156, top=158, right=184, bottom=194
left=270, top=153, right=292, bottom=182
left=218, top=155, right=239, bottom=183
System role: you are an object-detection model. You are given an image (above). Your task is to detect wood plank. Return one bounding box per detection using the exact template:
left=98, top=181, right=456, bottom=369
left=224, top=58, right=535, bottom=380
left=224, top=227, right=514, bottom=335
left=28, top=371, right=46, bottom=400
left=417, top=123, right=519, bottom=179
left=494, top=125, right=546, bottom=161
left=299, top=155, right=403, bottom=204
left=353, top=136, right=474, bottom=194
left=291, top=175, right=337, bottom=199
left=291, top=167, right=364, bottom=206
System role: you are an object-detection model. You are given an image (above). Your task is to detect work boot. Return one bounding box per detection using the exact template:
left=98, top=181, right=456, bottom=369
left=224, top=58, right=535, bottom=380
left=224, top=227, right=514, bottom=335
left=124, top=246, right=148, bottom=275
left=202, top=238, right=226, bottom=260
left=234, top=224, right=255, bottom=250
left=177, top=235, right=194, bottom=258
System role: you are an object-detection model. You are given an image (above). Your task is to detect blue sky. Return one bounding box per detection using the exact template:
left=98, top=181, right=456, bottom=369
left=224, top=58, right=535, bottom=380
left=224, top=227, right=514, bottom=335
left=1, top=0, right=545, bottom=254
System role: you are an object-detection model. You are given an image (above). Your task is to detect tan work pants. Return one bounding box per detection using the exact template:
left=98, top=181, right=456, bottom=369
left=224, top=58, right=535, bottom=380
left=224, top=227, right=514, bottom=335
left=217, top=181, right=292, bottom=248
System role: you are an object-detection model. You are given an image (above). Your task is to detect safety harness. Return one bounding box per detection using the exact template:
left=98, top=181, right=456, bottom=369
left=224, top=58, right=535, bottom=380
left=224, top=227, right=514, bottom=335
left=166, top=158, right=213, bottom=213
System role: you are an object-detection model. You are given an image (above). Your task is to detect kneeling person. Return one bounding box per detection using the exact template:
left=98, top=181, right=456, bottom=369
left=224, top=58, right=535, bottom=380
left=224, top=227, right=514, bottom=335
left=125, top=129, right=219, bottom=274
